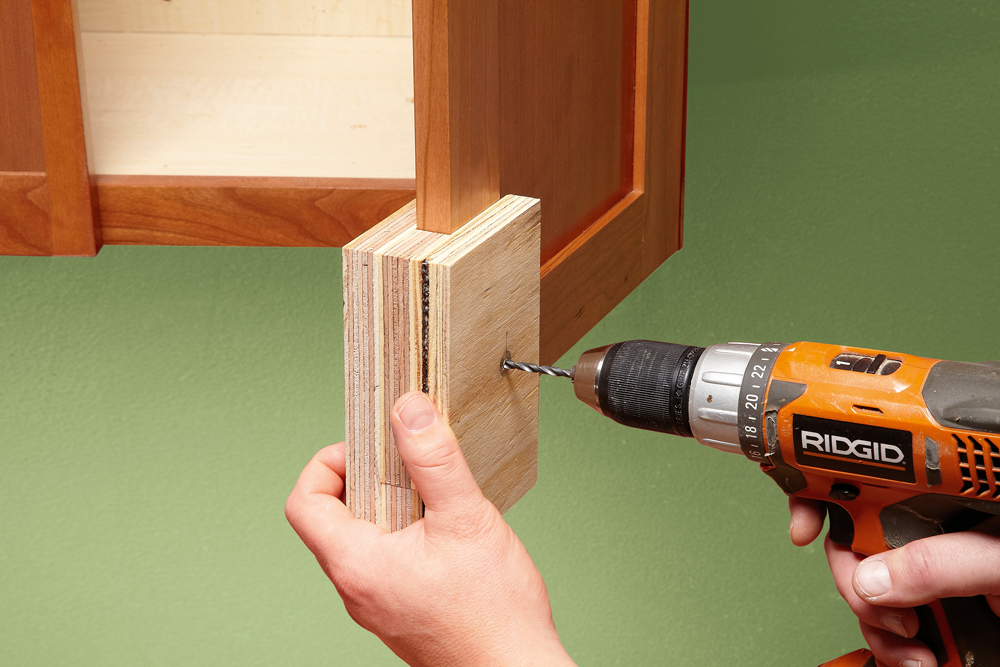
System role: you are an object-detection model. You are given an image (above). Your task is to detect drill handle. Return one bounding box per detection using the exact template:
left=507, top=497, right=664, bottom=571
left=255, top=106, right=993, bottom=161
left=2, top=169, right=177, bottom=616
left=827, top=500, right=1000, bottom=667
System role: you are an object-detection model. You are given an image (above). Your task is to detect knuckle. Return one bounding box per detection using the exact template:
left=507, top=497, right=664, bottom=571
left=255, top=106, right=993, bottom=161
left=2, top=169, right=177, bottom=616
left=844, top=594, right=872, bottom=619
left=446, top=498, right=502, bottom=539
left=409, top=436, right=464, bottom=477
left=331, top=567, right=367, bottom=604
left=899, top=539, right=938, bottom=590
left=324, top=547, right=372, bottom=601
left=283, top=494, right=302, bottom=526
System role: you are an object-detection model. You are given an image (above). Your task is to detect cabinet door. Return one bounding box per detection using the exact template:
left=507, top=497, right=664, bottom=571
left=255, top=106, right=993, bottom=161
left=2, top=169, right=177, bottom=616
left=413, top=0, right=688, bottom=362
left=511, top=0, right=687, bottom=363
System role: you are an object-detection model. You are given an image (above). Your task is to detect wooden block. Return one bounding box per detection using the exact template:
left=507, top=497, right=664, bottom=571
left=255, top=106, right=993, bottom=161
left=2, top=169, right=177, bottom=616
left=344, top=195, right=539, bottom=530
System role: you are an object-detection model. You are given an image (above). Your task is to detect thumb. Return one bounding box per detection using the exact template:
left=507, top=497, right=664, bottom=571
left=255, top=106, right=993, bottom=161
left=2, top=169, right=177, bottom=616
left=853, top=527, right=1000, bottom=610
left=390, top=392, right=486, bottom=524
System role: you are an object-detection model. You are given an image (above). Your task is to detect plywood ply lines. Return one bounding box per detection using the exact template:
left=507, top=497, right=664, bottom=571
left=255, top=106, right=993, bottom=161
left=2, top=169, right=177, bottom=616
left=343, top=195, right=540, bottom=530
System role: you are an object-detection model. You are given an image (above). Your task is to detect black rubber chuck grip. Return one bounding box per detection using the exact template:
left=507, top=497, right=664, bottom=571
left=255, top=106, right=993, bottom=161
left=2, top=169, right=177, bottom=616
left=597, top=340, right=705, bottom=438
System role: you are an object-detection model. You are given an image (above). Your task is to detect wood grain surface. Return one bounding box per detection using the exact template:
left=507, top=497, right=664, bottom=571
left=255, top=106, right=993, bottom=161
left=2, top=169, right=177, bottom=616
left=81, top=32, right=415, bottom=179
left=413, top=0, right=501, bottom=234
left=500, top=0, right=637, bottom=263
left=0, top=3, right=46, bottom=172
left=31, top=0, right=99, bottom=256
left=538, top=0, right=688, bottom=364
left=0, top=173, right=51, bottom=255
left=423, top=196, right=540, bottom=513
left=410, top=0, right=687, bottom=363
left=97, top=176, right=415, bottom=247
left=343, top=196, right=539, bottom=530
left=77, top=0, right=413, bottom=37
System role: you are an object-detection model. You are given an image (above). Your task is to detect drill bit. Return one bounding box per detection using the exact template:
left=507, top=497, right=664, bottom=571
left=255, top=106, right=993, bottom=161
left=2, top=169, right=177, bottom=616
left=503, top=360, right=573, bottom=379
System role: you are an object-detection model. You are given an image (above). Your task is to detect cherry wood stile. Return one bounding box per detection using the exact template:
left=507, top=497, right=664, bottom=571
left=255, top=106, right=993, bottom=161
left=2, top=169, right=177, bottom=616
left=0, top=1, right=49, bottom=255
left=30, top=0, right=100, bottom=256
left=412, top=0, right=501, bottom=234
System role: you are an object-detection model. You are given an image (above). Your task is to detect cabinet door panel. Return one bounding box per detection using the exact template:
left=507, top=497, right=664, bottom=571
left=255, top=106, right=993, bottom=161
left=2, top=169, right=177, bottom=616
left=500, top=0, right=637, bottom=264
left=0, top=1, right=46, bottom=172
left=503, top=0, right=688, bottom=362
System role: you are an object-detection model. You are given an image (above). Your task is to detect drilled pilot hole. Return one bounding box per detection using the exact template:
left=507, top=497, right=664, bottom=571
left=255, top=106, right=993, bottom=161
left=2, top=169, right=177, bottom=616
left=500, top=350, right=512, bottom=376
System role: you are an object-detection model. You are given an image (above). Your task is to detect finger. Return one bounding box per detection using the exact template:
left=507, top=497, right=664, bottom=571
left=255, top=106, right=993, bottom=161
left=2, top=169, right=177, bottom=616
left=853, top=529, right=1000, bottom=608
left=285, top=443, right=382, bottom=559
left=789, top=497, right=826, bottom=546
left=294, top=443, right=347, bottom=498
left=825, top=537, right=919, bottom=639
left=858, top=620, right=938, bottom=667
left=390, top=392, right=486, bottom=524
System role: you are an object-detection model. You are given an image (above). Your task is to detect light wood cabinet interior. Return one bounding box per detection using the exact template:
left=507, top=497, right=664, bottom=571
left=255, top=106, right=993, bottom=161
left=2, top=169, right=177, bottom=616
left=78, top=0, right=416, bottom=178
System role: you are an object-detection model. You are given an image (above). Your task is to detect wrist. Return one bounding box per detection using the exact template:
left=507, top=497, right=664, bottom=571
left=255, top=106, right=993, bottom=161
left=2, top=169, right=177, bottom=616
left=506, top=631, right=576, bottom=667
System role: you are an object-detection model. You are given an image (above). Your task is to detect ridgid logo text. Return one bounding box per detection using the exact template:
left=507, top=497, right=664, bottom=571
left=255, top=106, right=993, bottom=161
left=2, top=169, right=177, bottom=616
left=792, top=414, right=915, bottom=483
left=800, top=431, right=906, bottom=465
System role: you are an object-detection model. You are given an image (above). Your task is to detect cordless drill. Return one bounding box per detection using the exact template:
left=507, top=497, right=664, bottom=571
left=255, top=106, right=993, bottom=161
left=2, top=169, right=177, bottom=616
left=507, top=340, right=1000, bottom=667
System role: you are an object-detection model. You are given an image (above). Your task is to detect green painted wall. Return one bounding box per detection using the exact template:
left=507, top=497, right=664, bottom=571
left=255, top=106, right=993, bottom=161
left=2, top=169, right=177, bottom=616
left=3, top=2, right=1000, bottom=664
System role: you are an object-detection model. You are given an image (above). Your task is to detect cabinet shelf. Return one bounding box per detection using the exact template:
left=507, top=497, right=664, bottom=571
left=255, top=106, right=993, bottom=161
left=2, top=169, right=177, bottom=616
left=82, top=31, right=415, bottom=179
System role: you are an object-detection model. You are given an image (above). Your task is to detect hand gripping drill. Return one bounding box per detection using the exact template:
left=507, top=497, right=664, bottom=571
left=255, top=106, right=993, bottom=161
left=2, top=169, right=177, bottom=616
left=507, top=340, right=1000, bottom=667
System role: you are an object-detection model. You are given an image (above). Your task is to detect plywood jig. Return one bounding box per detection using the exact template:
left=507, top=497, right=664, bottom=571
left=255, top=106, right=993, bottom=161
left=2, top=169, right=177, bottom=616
left=343, top=195, right=540, bottom=530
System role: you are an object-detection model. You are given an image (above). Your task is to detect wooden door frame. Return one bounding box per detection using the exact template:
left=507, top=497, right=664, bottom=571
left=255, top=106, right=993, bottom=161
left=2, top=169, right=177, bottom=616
left=538, top=0, right=689, bottom=362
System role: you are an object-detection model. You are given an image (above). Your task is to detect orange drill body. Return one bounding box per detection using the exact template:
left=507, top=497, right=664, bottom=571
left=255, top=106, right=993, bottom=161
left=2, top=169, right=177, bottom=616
left=559, top=338, right=1000, bottom=667
left=764, top=342, right=997, bottom=667
left=766, top=341, right=985, bottom=557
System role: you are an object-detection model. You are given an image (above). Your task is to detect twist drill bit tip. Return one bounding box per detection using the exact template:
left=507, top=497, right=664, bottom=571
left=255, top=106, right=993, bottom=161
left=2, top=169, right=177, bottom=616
left=503, top=360, right=573, bottom=379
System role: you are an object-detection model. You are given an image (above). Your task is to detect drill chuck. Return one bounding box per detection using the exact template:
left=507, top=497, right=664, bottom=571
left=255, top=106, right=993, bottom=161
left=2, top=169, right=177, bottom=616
left=573, top=340, right=705, bottom=438
left=573, top=340, right=772, bottom=454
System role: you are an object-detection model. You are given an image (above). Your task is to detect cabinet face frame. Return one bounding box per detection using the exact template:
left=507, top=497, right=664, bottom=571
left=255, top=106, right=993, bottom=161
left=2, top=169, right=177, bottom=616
left=1, top=0, right=98, bottom=256
left=2, top=0, right=689, bottom=364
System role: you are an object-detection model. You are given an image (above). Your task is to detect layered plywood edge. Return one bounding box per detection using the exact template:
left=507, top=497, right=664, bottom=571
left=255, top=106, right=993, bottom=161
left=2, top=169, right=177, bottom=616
left=343, top=195, right=540, bottom=530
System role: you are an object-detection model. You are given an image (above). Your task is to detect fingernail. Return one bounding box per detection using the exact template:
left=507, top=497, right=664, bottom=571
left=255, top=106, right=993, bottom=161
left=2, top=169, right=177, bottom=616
left=882, top=614, right=906, bottom=637
left=901, top=660, right=921, bottom=667
left=855, top=559, right=892, bottom=598
left=398, top=393, right=436, bottom=432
